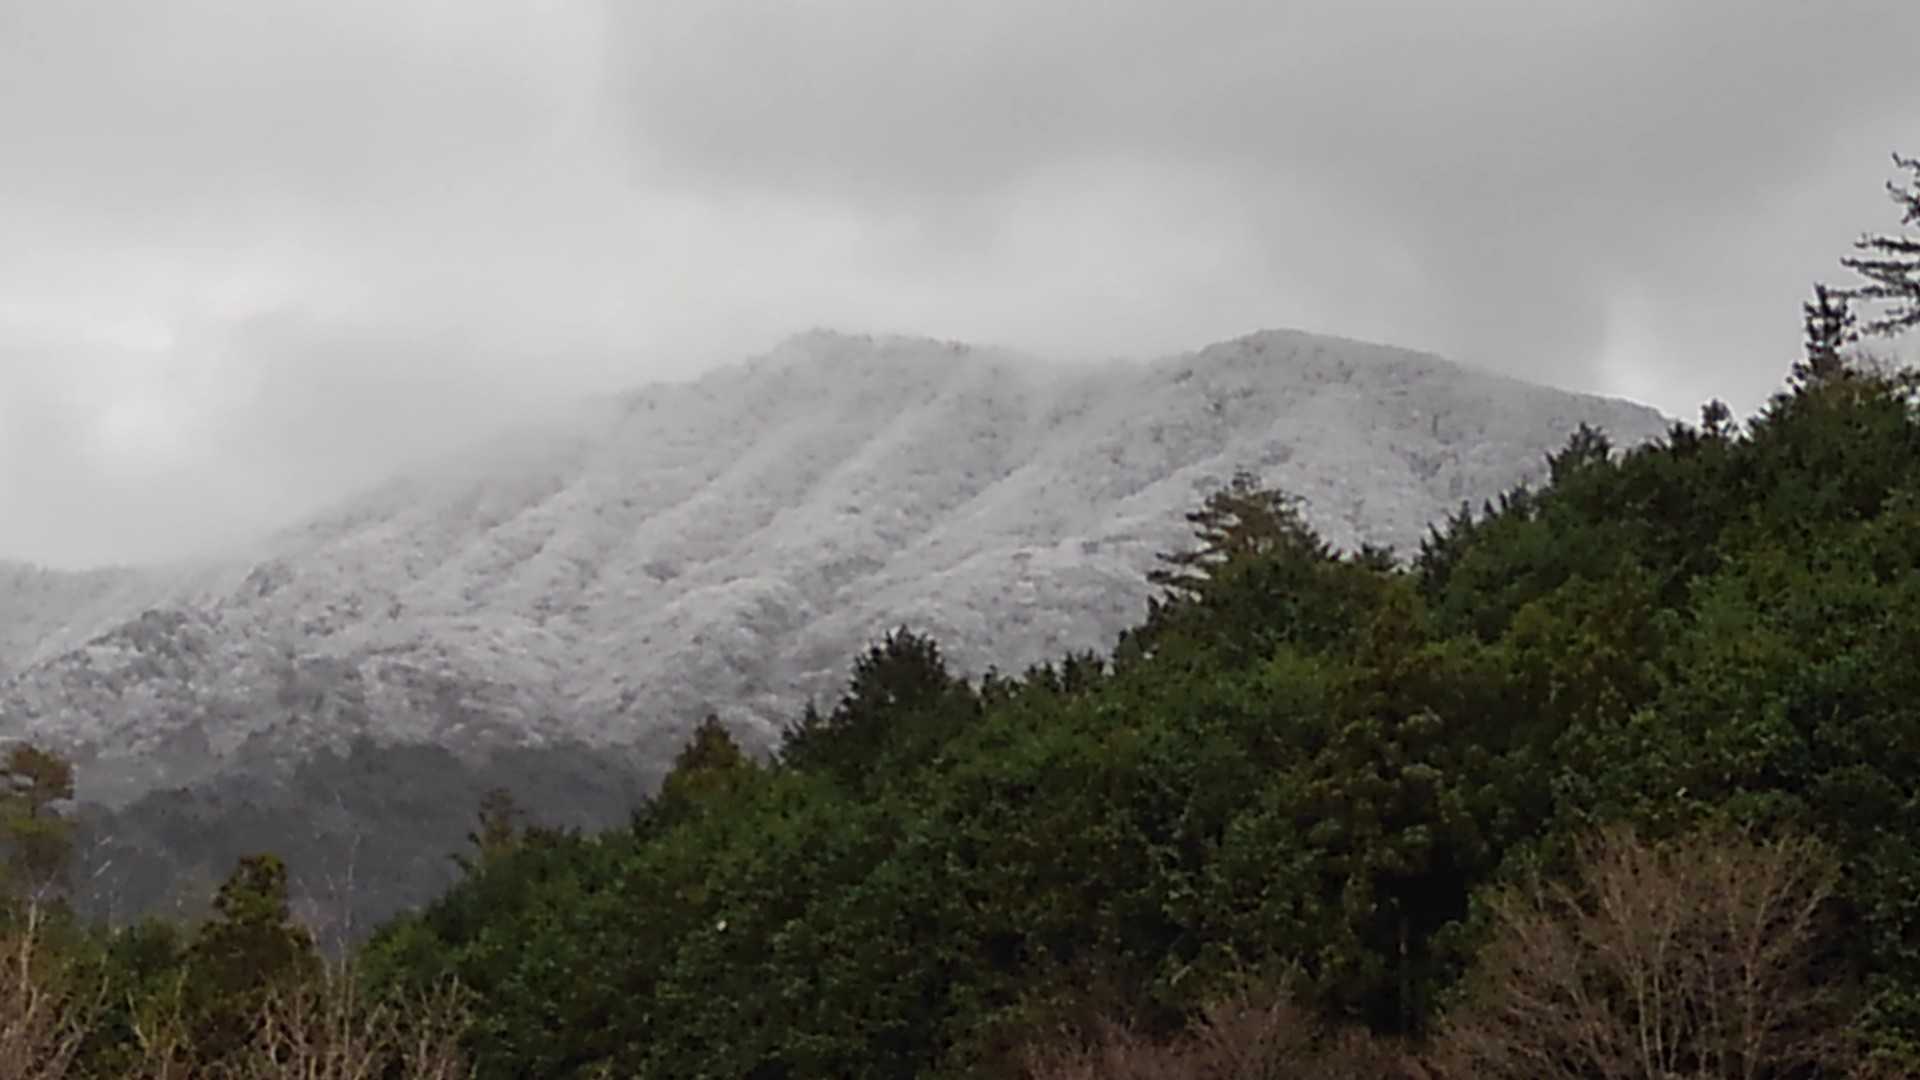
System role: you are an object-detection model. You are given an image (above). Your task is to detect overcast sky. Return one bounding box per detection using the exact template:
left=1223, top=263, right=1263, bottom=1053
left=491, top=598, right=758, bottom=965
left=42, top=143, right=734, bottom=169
left=3, top=0, right=1918, bottom=568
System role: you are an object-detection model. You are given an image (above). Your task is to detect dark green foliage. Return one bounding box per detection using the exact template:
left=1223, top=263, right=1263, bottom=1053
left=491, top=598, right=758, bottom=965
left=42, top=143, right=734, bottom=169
left=0, top=742, right=76, bottom=899
left=1800, top=282, right=1859, bottom=385
left=1120, top=472, right=1361, bottom=672
left=644, top=713, right=763, bottom=830
left=1146, top=469, right=1331, bottom=601
left=779, top=628, right=981, bottom=794
left=182, top=853, right=321, bottom=1063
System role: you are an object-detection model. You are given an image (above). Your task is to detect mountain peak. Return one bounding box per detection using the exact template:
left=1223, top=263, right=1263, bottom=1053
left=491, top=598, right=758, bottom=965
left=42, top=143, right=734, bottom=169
left=1187, top=327, right=1450, bottom=375
left=1, top=328, right=1674, bottom=919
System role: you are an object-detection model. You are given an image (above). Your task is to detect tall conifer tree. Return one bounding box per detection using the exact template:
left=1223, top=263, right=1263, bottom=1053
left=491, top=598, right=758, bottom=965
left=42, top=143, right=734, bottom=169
left=1841, top=152, right=1920, bottom=336
left=1796, top=282, right=1857, bottom=385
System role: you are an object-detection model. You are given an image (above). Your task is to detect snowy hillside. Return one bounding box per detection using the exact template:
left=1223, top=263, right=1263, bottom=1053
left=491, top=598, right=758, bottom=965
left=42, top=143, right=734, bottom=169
left=0, top=327, right=1679, bottom=925
left=2, top=328, right=1671, bottom=808
left=0, top=561, right=183, bottom=677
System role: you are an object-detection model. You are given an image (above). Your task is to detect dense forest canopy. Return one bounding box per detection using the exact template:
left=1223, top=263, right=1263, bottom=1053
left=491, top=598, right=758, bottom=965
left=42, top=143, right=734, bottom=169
left=4, top=153, right=1920, bottom=1079
left=362, top=340, right=1920, bottom=1078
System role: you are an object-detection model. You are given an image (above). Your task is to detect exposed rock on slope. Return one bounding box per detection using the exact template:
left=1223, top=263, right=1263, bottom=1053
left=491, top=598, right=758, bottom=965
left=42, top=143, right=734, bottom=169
left=0, top=328, right=1670, bottom=924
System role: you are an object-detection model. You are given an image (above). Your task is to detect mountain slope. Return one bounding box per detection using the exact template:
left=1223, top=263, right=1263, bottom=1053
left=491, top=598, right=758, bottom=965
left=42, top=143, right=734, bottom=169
left=0, top=328, right=1670, bottom=925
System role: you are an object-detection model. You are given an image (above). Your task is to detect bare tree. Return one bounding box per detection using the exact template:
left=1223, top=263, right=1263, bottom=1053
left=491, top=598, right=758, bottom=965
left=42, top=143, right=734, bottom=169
left=214, top=965, right=470, bottom=1080
left=0, top=902, right=98, bottom=1080
left=127, top=970, right=196, bottom=1080
left=389, top=979, right=471, bottom=1080
left=1019, top=984, right=1421, bottom=1080
left=1435, top=824, right=1875, bottom=1080
left=1018, top=1017, right=1194, bottom=1080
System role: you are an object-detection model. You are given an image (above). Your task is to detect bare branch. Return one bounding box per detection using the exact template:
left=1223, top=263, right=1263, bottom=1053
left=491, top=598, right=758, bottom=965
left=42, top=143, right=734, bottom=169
left=1435, top=825, right=1867, bottom=1080
left=0, top=902, right=101, bottom=1080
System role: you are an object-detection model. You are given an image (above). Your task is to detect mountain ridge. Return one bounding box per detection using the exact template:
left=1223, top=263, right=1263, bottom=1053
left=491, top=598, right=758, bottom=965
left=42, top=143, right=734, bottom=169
left=0, top=327, right=1674, bottom=923
left=3, top=328, right=1671, bottom=805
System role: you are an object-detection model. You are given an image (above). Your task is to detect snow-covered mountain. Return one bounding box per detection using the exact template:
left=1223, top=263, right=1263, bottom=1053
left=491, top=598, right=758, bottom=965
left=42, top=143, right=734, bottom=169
left=0, top=328, right=1670, bottom=925
left=3, top=327, right=1671, bottom=795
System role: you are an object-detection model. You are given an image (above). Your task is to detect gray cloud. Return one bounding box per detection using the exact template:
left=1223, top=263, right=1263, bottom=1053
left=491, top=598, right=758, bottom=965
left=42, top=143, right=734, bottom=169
left=2, top=0, right=1918, bottom=567
left=607, top=0, right=1920, bottom=385
left=0, top=314, right=606, bottom=567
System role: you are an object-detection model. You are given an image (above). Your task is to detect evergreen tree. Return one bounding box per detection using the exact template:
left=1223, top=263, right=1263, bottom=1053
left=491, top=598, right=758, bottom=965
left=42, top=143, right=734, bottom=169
left=1796, top=282, right=1857, bottom=385
left=1841, top=152, right=1920, bottom=336
left=1147, top=469, right=1328, bottom=601
left=0, top=744, right=76, bottom=902
left=1121, top=471, right=1355, bottom=670
left=192, top=855, right=316, bottom=990
left=648, top=714, right=760, bottom=827
left=184, top=853, right=320, bottom=1064
left=1699, top=398, right=1735, bottom=439
left=452, top=787, right=525, bottom=874
left=1544, top=423, right=1612, bottom=485
left=779, top=628, right=977, bottom=792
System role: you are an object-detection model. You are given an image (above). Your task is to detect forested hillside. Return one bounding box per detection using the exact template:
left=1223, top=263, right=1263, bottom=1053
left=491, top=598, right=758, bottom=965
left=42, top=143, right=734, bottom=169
left=3, top=327, right=1919, bottom=1077
left=352, top=350, right=1920, bottom=1079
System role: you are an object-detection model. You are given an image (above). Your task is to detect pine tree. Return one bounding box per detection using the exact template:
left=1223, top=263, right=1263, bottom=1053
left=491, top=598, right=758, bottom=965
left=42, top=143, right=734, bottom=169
left=668, top=714, right=751, bottom=778
left=778, top=628, right=976, bottom=791
left=194, top=855, right=316, bottom=989
left=648, top=714, right=760, bottom=826
left=1795, top=282, right=1857, bottom=385
left=453, top=786, right=525, bottom=873
left=1148, top=469, right=1328, bottom=601
left=185, top=854, right=320, bottom=1063
left=1699, top=399, right=1735, bottom=439
left=1546, top=424, right=1613, bottom=485
left=1840, top=152, right=1920, bottom=336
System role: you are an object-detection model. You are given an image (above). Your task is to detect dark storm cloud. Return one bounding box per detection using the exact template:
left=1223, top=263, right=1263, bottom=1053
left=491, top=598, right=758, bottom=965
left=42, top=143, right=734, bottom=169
left=2, top=0, right=1917, bottom=566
